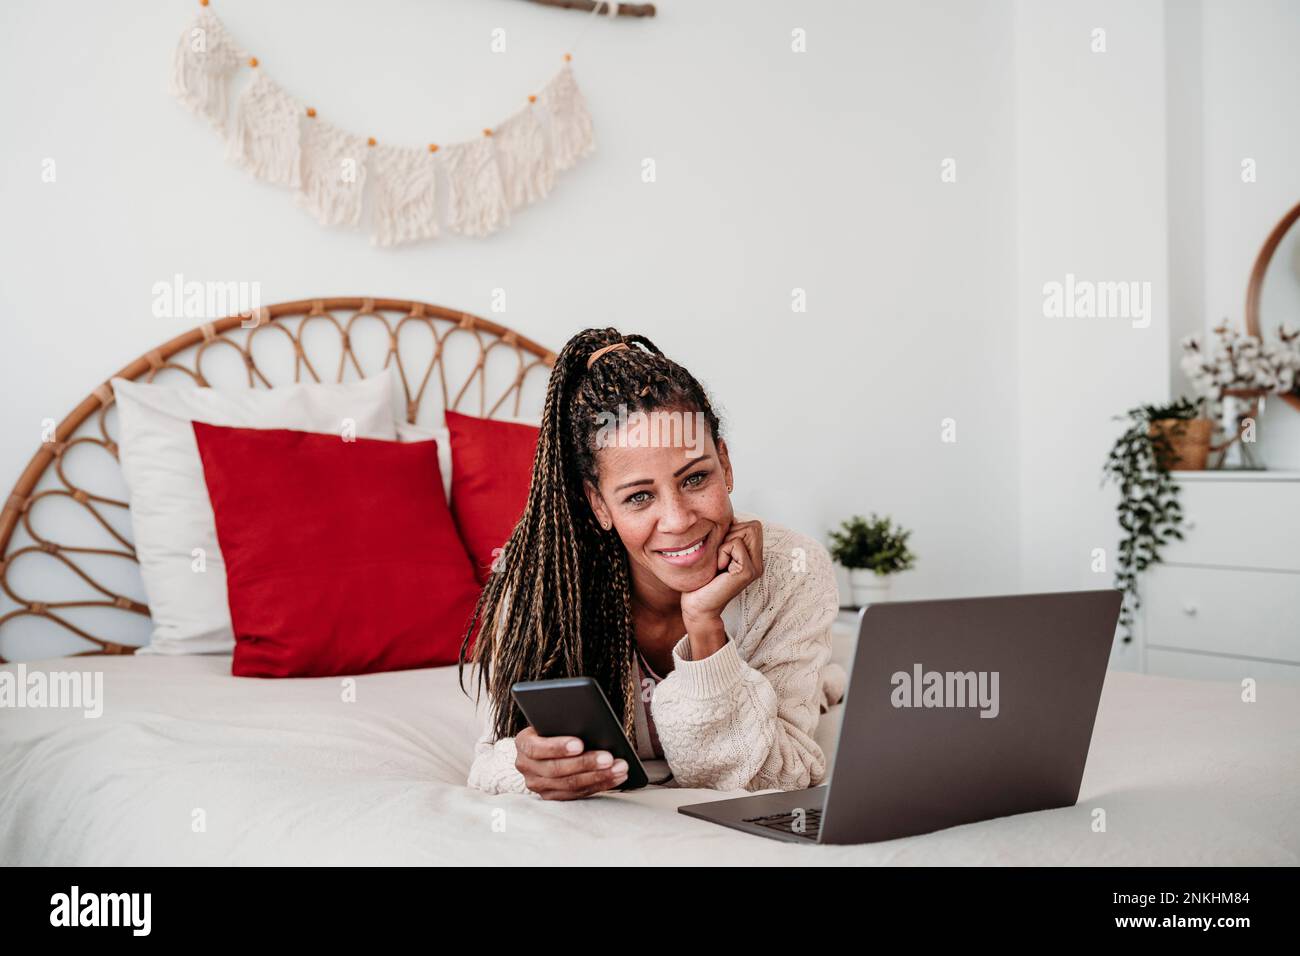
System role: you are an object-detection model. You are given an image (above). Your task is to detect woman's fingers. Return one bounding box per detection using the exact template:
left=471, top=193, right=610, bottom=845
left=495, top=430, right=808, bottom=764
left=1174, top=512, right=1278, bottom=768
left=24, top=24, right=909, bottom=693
left=720, top=520, right=764, bottom=576
left=526, top=748, right=619, bottom=780
left=728, top=522, right=763, bottom=576
left=717, top=536, right=735, bottom=572
left=534, top=765, right=629, bottom=800
left=719, top=533, right=754, bottom=576
left=515, top=726, right=582, bottom=761
left=725, top=537, right=748, bottom=574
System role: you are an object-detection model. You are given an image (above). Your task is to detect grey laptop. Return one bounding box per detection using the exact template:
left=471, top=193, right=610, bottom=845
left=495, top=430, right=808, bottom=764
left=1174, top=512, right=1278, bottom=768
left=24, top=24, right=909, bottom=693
left=677, top=588, right=1122, bottom=844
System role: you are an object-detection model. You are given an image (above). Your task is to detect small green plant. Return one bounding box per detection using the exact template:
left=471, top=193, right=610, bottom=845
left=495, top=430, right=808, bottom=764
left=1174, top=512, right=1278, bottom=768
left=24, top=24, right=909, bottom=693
left=1101, top=397, right=1201, bottom=644
left=828, top=513, right=916, bottom=576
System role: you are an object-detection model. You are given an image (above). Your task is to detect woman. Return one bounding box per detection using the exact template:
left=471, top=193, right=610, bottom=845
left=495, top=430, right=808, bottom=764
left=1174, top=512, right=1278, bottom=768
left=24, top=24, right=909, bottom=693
left=459, top=327, right=846, bottom=799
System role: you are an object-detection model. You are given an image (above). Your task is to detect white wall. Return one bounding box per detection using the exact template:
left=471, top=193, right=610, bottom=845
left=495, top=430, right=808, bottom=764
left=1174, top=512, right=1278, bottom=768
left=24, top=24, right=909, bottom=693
left=6, top=0, right=1296, bottom=664
left=1198, top=0, right=1300, bottom=469
left=0, top=0, right=1023, bottom=659
left=1012, top=0, right=1300, bottom=672
left=1014, top=0, right=1171, bottom=669
left=1166, top=0, right=1205, bottom=404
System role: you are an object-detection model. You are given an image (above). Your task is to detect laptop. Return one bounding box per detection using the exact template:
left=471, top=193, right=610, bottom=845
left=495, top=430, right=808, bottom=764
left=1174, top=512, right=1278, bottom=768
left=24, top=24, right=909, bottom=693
left=677, top=588, right=1123, bottom=844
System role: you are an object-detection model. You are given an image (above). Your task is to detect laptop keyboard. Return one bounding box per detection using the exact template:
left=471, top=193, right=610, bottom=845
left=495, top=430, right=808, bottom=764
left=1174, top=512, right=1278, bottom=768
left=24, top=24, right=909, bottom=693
left=743, top=807, right=822, bottom=840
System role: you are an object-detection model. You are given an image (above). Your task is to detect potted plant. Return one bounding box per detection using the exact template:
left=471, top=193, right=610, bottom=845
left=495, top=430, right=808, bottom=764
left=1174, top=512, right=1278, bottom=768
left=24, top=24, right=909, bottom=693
left=828, top=513, right=916, bottom=608
left=1146, top=398, right=1213, bottom=471
left=1101, top=397, right=1201, bottom=644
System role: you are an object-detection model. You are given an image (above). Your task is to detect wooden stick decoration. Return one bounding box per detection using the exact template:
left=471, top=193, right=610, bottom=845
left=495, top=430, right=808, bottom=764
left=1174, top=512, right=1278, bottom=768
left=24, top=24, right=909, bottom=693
left=523, top=0, right=656, bottom=17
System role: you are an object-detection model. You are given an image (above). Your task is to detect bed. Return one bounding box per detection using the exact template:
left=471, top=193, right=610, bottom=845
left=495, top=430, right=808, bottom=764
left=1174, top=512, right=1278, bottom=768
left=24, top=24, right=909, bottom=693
left=3, top=636, right=1298, bottom=865
left=2, top=299, right=1298, bottom=865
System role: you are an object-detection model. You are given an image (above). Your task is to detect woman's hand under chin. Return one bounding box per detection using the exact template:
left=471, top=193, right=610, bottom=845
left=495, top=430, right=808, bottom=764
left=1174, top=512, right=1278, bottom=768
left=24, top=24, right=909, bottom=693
left=679, top=518, right=765, bottom=629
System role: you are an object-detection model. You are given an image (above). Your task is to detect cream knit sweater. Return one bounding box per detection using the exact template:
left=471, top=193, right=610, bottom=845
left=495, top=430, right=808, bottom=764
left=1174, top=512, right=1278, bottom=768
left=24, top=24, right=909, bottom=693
left=466, top=512, right=848, bottom=797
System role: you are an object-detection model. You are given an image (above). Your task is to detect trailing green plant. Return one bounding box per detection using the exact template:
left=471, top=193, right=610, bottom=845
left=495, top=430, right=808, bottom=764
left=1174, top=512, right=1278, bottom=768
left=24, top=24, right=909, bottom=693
left=828, top=513, right=916, bottom=576
left=1101, top=396, right=1201, bottom=643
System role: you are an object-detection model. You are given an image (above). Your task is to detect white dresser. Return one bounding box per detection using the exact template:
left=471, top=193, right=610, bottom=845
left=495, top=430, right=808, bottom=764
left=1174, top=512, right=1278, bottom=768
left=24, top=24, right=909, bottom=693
left=1138, top=471, right=1300, bottom=681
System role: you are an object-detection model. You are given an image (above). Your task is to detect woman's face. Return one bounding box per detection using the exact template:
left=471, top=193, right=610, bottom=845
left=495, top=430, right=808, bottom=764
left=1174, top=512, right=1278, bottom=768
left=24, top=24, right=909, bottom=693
left=584, top=410, right=734, bottom=598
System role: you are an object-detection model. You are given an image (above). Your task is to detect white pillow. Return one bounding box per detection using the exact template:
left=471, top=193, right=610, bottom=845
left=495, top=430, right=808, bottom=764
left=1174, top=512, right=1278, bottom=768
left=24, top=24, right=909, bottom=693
left=114, top=369, right=399, bottom=655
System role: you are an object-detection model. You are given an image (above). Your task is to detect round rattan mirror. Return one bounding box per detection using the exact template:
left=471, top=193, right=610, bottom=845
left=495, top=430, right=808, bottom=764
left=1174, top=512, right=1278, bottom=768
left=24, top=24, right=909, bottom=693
left=1244, top=198, right=1300, bottom=414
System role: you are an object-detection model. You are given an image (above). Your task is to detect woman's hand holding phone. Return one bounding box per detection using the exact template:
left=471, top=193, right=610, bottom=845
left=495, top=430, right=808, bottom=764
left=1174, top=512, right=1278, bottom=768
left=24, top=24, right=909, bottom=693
left=514, top=726, right=629, bottom=799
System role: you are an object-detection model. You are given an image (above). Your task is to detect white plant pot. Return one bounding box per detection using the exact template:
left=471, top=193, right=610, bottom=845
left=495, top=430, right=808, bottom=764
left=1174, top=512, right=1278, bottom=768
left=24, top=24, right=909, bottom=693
left=849, top=569, right=891, bottom=608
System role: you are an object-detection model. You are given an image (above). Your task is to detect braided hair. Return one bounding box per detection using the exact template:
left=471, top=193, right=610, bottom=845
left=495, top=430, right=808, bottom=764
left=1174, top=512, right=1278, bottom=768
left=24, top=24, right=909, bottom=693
left=457, top=327, right=724, bottom=743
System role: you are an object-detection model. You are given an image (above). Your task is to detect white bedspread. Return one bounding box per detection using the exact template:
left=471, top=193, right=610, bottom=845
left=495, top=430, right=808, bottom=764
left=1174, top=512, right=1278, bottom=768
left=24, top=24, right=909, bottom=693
left=1, top=648, right=1297, bottom=865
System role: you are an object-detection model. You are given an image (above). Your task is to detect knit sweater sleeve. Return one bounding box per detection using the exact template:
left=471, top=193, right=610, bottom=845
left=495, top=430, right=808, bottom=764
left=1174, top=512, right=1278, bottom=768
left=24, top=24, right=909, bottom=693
left=465, top=587, right=543, bottom=798
left=466, top=700, right=543, bottom=798
left=649, top=527, right=840, bottom=792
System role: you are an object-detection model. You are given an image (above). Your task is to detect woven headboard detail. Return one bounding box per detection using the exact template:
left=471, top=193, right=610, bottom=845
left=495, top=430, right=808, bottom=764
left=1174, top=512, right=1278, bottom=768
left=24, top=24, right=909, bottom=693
left=0, top=297, right=556, bottom=663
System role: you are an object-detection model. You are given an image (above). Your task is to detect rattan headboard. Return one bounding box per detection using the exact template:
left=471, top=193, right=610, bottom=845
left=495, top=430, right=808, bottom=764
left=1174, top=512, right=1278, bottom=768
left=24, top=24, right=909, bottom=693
left=0, top=297, right=556, bottom=664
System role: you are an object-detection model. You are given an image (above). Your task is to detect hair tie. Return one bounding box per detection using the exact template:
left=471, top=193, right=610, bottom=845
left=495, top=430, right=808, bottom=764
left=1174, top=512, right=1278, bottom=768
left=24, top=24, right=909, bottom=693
left=586, top=341, right=630, bottom=369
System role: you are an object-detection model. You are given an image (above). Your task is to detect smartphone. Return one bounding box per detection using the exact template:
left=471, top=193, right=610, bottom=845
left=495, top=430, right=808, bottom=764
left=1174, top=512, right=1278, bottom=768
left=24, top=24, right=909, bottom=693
left=511, top=677, right=649, bottom=791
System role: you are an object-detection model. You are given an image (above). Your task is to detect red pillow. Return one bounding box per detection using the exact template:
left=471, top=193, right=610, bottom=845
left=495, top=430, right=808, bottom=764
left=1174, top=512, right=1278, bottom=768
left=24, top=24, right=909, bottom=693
left=191, top=421, right=483, bottom=678
left=445, top=410, right=540, bottom=584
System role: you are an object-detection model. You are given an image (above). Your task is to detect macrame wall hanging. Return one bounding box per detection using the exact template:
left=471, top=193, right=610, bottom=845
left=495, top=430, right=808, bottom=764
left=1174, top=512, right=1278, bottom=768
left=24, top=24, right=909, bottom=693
left=169, top=0, right=627, bottom=246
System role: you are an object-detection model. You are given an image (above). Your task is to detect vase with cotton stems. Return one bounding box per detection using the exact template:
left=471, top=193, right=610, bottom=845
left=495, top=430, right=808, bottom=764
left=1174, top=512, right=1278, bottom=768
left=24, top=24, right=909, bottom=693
left=1179, top=319, right=1300, bottom=469
left=828, top=513, right=916, bottom=609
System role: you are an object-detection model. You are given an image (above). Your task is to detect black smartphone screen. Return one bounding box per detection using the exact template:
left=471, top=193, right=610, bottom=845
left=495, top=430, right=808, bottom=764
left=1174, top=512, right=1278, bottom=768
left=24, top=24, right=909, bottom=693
left=511, top=677, right=649, bottom=790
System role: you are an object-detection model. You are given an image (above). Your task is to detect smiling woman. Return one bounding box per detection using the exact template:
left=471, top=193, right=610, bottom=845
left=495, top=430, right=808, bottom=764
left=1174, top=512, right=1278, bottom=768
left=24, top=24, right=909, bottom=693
left=459, top=327, right=847, bottom=800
